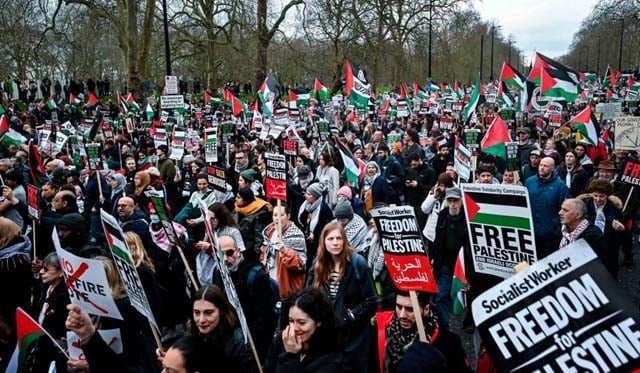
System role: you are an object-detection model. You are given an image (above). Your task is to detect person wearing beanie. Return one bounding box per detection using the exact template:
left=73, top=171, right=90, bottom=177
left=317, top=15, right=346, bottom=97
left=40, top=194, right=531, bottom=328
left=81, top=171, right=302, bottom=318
left=333, top=200, right=368, bottom=253
left=337, top=185, right=366, bottom=220
left=373, top=291, right=471, bottom=373
left=234, top=187, right=272, bottom=263
left=297, top=182, right=333, bottom=269
left=337, top=186, right=353, bottom=201
left=239, top=167, right=264, bottom=197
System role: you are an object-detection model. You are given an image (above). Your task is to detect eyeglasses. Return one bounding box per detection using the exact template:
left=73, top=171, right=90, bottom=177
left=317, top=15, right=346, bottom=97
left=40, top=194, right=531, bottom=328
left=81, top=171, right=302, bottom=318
left=223, top=249, right=236, bottom=257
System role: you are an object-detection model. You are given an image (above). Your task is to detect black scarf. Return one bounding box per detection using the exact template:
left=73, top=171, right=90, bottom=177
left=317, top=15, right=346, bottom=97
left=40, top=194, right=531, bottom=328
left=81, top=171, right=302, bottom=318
left=385, top=309, right=439, bottom=370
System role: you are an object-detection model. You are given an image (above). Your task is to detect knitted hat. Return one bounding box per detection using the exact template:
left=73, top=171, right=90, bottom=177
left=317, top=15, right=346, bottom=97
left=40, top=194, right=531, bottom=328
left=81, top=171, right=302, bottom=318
left=334, top=200, right=354, bottom=219
left=397, top=341, right=448, bottom=373
left=306, top=183, right=324, bottom=199
left=56, top=213, right=87, bottom=230
left=337, top=186, right=353, bottom=201
left=240, top=168, right=258, bottom=183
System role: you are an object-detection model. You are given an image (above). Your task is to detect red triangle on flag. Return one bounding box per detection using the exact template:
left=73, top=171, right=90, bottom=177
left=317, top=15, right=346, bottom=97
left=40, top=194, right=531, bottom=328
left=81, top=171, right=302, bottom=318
left=464, top=193, right=480, bottom=221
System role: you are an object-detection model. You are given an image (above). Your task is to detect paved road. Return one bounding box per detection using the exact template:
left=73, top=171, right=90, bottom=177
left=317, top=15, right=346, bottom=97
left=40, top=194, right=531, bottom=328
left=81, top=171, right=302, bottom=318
left=449, top=244, right=640, bottom=368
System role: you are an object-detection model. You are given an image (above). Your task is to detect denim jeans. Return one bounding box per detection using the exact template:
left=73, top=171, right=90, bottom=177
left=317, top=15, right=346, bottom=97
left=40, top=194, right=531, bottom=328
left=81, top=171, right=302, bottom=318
left=434, top=265, right=453, bottom=326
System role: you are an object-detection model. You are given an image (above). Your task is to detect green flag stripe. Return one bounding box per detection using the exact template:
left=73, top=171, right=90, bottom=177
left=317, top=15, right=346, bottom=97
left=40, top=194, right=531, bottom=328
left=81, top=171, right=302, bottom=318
left=471, top=213, right=530, bottom=230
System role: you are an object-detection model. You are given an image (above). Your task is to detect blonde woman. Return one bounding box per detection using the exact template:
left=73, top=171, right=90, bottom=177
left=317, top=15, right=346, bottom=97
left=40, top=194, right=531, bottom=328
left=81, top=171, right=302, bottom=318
left=123, top=231, right=162, bottom=321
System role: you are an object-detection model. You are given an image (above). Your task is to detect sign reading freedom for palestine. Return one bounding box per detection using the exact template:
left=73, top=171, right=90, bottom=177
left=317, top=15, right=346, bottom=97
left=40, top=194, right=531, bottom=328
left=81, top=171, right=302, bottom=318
left=462, top=184, right=537, bottom=278
left=473, top=240, right=640, bottom=372
left=370, top=206, right=438, bottom=293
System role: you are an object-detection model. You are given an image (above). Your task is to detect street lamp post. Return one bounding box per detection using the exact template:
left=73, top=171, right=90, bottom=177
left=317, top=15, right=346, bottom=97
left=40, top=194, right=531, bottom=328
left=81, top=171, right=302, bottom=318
left=619, top=17, right=625, bottom=71
left=490, top=25, right=495, bottom=81
left=480, top=34, right=484, bottom=82
left=162, top=0, right=172, bottom=75
left=428, top=0, right=433, bottom=79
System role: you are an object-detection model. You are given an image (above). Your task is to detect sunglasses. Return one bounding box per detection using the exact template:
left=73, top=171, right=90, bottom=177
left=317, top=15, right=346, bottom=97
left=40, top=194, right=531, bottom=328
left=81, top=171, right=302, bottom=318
left=223, top=249, right=236, bottom=257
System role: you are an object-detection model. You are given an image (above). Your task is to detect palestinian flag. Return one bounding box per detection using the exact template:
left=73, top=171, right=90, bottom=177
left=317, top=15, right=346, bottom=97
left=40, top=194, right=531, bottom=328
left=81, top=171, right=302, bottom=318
left=204, top=90, right=220, bottom=105
left=399, top=82, right=409, bottom=98
left=117, top=93, right=129, bottom=113
left=602, top=65, right=617, bottom=89
left=87, top=92, right=99, bottom=105
left=579, top=72, right=597, bottom=83
left=69, top=93, right=81, bottom=105
left=518, top=80, right=537, bottom=112
left=145, top=103, right=154, bottom=120
left=526, top=52, right=549, bottom=83
left=258, top=74, right=280, bottom=117
left=344, top=59, right=371, bottom=109
left=45, top=96, right=57, bottom=110
left=464, top=190, right=532, bottom=230
left=28, top=140, right=48, bottom=186
left=7, top=308, right=65, bottom=372
left=85, top=112, right=103, bottom=141
left=451, top=248, right=468, bottom=315
left=499, top=62, right=526, bottom=90
left=463, top=73, right=485, bottom=122
left=0, top=116, right=27, bottom=146
left=289, top=89, right=310, bottom=106
left=223, top=89, right=245, bottom=116
left=127, top=93, right=140, bottom=111
left=311, top=78, right=329, bottom=103
left=568, top=105, right=599, bottom=145
left=427, top=81, right=441, bottom=92
left=412, top=82, right=427, bottom=100
left=335, top=138, right=360, bottom=186
left=540, top=63, right=580, bottom=102
left=480, top=115, right=511, bottom=159
left=453, top=81, right=464, bottom=100
left=497, top=81, right=515, bottom=107
left=138, top=155, right=153, bottom=171
left=0, top=104, right=5, bottom=116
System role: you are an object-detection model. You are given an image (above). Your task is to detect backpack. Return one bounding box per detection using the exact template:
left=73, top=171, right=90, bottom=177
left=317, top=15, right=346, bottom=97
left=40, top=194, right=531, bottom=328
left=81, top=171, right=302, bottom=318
left=248, top=264, right=281, bottom=319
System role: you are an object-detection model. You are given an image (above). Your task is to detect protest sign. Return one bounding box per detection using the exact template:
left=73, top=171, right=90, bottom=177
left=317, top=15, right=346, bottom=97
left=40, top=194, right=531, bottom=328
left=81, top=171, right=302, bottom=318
left=146, top=190, right=177, bottom=245
left=265, top=153, right=287, bottom=201
left=454, top=137, right=471, bottom=182
left=67, top=329, right=123, bottom=360
left=85, top=143, right=101, bottom=170
left=370, top=206, right=437, bottom=293
left=318, top=120, right=329, bottom=140
left=472, top=239, right=640, bottom=372
left=506, top=142, right=519, bottom=171
left=27, top=184, right=40, bottom=220
left=160, top=95, right=184, bottom=109
left=53, top=229, right=122, bottom=320
left=464, top=129, right=481, bottom=154
left=596, top=102, right=622, bottom=120
left=207, top=165, right=227, bottom=192
left=164, top=76, right=178, bottom=95
left=100, top=210, right=158, bottom=330
left=620, top=159, right=640, bottom=187
left=461, top=184, right=537, bottom=278
left=613, top=116, right=640, bottom=151
left=204, top=126, right=218, bottom=163
left=169, top=128, right=185, bottom=161
left=283, top=140, right=298, bottom=156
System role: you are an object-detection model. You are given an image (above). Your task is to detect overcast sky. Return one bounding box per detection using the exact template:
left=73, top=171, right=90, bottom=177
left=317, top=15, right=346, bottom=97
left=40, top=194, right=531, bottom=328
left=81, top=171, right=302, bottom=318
left=475, top=0, right=599, bottom=64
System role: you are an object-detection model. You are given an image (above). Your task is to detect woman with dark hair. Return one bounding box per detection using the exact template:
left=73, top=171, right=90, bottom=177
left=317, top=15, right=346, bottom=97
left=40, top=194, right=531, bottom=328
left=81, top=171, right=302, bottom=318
left=558, top=150, right=589, bottom=197
left=315, top=152, right=340, bottom=207
left=163, top=285, right=256, bottom=372
left=273, top=287, right=342, bottom=372
left=306, top=222, right=377, bottom=373
left=194, top=203, right=245, bottom=285
left=400, top=128, right=423, bottom=166
left=234, top=187, right=272, bottom=263
left=161, top=335, right=206, bottom=373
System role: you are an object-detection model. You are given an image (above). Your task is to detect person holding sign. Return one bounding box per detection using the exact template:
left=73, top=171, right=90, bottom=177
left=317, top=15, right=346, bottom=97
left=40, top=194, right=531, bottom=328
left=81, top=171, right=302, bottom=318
left=306, top=222, right=377, bottom=373
left=373, top=290, right=472, bottom=373
left=65, top=257, right=160, bottom=372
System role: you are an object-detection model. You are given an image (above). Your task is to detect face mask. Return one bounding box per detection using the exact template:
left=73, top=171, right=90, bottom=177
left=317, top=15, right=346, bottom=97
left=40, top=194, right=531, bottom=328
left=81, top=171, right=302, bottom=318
left=150, top=215, right=160, bottom=224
